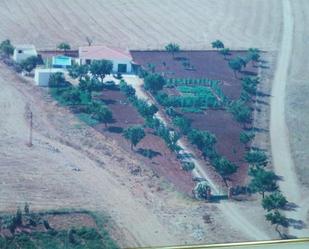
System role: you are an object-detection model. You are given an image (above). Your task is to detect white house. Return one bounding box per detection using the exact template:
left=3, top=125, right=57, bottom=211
left=78, top=45, right=132, bottom=73
left=13, top=44, right=37, bottom=63
left=34, top=68, right=64, bottom=86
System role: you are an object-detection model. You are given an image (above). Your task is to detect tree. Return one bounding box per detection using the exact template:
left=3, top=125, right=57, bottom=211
left=181, top=161, right=195, bottom=171
left=239, top=131, right=255, bottom=145
left=49, top=72, right=66, bottom=87
left=213, top=156, right=238, bottom=186
left=119, top=80, right=136, bottom=97
left=0, top=39, right=14, bottom=57
left=90, top=60, right=113, bottom=82
left=62, top=88, right=82, bottom=105
left=123, top=126, right=145, bottom=150
left=242, top=77, right=259, bottom=95
left=20, top=56, right=38, bottom=73
left=172, top=116, right=191, bottom=135
left=89, top=102, right=113, bottom=127
left=144, top=74, right=166, bottom=93
left=219, top=48, right=230, bottom=59
left=86, top=36, right=94, bottom=46
left=188, top=129, right=217, bottom=151
left=165, top=43, right=180, bottom=58
left=265, top=210, right=289, bottom=238
left=245, top=150, right=268, bottom=168
left=57, top=42, right=71, bottom=51
left=249, top=167, right=278, bottom=198
left=211, top=40, right=224, bottom=49
left=229, top=100, right=251, bottom=123
left=228, top=58, right=243, bottom=78
left=262, top=192, right=288, bottom=211
left=248, top=48, right=260, bottom=65
left=78, top=76, right=102, bottom=99
left=68, top=63, right=89, bottom=80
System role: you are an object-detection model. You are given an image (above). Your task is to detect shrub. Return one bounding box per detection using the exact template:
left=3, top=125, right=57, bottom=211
left=61, top=88, right=82, bottom=105
left=229, top=100, right=252, bottom=123
left=144, top=74, right=166, bottom=93
left=0, top=39, right=14, bottom=56
left=119, top=80, right=136, bottom=97
left=188, top=129, right=217, bottom=151
left=20, top=56, right=39, bottom=73
left=211, top=40, right=224, bottom=49
left=49, top=72, right=66, bottom=87
left=240, top=131, right=255, bottom=144
left=181, top=161, right=195, bottom=171
left=172, top=116, right=191, bottom=134
left=193, top=181, right=211, bottom=200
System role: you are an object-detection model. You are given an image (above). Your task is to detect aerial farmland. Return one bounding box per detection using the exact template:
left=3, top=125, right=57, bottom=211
left=0, top=0, right=308, bottom=248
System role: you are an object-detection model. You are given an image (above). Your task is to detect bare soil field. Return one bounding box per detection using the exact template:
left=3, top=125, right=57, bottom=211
left=0, top=0, right=282, bottom=50
left=131, top=50, right=257, bottom=99
left=0, top=62, right=276, bottom=247
left=93, top=88, right=195, bottom=194
left=1, top=0, right=309, bottom=245
left=132, top=51, right=258, bottom=186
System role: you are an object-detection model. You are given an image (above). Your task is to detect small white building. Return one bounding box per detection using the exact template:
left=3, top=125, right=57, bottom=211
left=13, top=44, right=37, bottom=63
left=34, top=68, right=64, bottom=86
left=78, top=45, right=132, bottom=73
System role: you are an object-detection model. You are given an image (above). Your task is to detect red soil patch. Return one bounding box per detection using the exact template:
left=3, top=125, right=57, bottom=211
left=131, top=50, right=257, bottom=100
left=185, top=110, right=248, bottom=186
left=93, top=88, right=194, bottom=194
left=131, top=50, right=258, bottom=186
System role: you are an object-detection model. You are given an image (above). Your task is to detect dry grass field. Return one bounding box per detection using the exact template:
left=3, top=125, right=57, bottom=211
left=0, top=0, right=309, bottom=246
left=0, top=0, right=281, bottom=50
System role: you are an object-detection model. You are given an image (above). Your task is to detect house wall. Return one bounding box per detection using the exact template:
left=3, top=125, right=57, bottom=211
left=13, top=49, right=37, bottom=63
left=34, top=69, right=64, bottom=86
left=80, top=58, right=132, bottom=73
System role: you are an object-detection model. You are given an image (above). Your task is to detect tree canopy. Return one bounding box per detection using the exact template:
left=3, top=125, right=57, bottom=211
left=123, top=126, right=145, bottom=150
left=57, top=42, right=71, bottom=51
left=219, top=48, right=230, bottom=59
left=90, top=60, right=113, bottom=82
left=245, top=150, right=268, bottom=168
left=88, top=101, right=113, bottom=126
left=229, top=100, right=252, bottom=123
left=249, top=167, right=278, bottom=198
left=165, top=43, right=180, bottom=58
left=262, top=192, right=288, bottom=211
left=188, top=129, right=217, bottom=152
left=49, top=72, right=66, bottom=87
left=144, top=74, right=166, bottom=93
left=20, top=56, right=38, bottom=73
left=265, top=210, right=289, bottom=238
left=213, top=156, right=238, bottom=186
left=68, top=63, right=89, bottom=80
left=0, top=39, right=14, bottom=56
left=228, top=57, right=243, bottom=77
left=211, top=40, right=224, bottom=49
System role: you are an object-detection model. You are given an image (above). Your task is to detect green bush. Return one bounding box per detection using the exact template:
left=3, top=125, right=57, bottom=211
left=181, top=161, right=195, bottom=171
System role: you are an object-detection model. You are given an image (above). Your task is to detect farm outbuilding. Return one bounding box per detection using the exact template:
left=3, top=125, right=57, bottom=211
left=34, top=68, right=64, bottom=86
left=13, top=44, right=37, bottom=63
left=78, top=45, right=133, bottom=73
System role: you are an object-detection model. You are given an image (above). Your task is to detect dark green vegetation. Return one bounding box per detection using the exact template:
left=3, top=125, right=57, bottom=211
left=49, top=63, right=114, bottom=128
left=123, top=125, right=146, bottom=150
left=0, top=205, right=118, bottom=249
left=57, top=42, right=71, bottom=51
left=0, top=39, right=14, bottom=57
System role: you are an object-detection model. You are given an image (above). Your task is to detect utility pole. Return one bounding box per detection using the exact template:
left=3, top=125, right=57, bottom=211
left=28, top=111, right=33, bottom=147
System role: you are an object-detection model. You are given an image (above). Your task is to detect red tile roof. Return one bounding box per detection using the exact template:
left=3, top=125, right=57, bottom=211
left=79, top=45, right=132, bottom=61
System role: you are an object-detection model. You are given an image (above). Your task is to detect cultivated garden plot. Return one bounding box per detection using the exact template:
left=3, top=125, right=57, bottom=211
left=132, top=50, right=259, bottom=187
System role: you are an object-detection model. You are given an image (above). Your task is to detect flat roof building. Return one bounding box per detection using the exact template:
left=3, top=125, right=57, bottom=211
left=13, top=44, right=37, bottom=63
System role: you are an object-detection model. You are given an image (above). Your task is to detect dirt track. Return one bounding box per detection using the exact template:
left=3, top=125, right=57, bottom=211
left=270, top=0, right=309, bottom=237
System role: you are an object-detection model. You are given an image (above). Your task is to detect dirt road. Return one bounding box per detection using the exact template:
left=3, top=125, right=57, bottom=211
left=124, top=76, right=271, bottom=240
left=270, top=0, right=309, bottom=237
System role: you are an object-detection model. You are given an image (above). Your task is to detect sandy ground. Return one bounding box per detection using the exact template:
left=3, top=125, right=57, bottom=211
left=0, top=0, right=308, bottom=244
left=270, top=0, right=309, bottom=237
left=0, top=63, right=277, bottom=246
left=0, top=0, right=281, bottom=50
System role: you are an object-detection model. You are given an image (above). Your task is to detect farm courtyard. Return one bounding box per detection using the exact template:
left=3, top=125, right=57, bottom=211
left=0, top=0, right=309, bottom=247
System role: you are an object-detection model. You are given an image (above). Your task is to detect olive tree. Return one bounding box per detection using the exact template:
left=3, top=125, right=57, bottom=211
left=245, top=150, right=268, bottom=168
left=211, top=40, right=224, bottom=49
left=262, top=192, right=288, bottom=211
left=123, top=125, right=146, bottom=150
left=144, top=73, right=166, bottom=93
left=20, top=56, right=38, bottom=74
left=90, top=60, right=113, bottom=82
left=265, top=210, right=289, bottom=238
left=57, top=42, right=71, bottom=51
left=213, top=156, right=238, bottom=186
left=165, top=43, right=180, bottom=58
